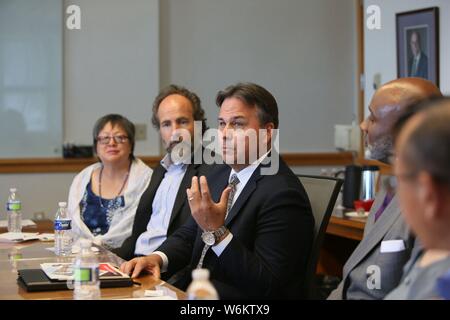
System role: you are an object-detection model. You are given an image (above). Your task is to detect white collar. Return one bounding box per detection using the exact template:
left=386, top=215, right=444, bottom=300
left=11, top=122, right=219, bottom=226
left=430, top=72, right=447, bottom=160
left=229, top=150, right=270, bottom=185
left=160, top=145, right=202, bottom=170
left=160, top=153, right=187, bottom=170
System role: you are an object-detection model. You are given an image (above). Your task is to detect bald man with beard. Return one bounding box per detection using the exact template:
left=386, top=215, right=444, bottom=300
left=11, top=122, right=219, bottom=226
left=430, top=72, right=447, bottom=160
left=328, top=78, right=442, bottom=300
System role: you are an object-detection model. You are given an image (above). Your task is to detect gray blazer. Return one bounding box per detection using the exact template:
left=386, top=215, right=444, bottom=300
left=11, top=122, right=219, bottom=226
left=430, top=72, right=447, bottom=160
left=328, top=191, right=417, bottom=300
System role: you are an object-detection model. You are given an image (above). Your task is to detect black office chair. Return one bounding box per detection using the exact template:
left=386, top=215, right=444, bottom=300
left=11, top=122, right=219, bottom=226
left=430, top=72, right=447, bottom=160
left=297, top=174, right=343, bottom=299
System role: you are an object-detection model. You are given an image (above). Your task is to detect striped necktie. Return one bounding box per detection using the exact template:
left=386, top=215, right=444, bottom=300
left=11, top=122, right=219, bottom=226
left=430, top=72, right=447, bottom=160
left=225, top=174, right=240, bottom=219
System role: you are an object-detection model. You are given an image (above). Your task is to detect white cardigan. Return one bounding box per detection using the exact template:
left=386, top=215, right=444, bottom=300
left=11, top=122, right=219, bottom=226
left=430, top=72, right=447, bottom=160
left=67, top=158, right=152, bottom=249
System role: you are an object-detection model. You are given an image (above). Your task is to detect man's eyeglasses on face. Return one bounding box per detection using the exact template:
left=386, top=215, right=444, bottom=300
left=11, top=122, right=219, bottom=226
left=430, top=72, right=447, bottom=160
left=96, top=135, right=129, bottom=145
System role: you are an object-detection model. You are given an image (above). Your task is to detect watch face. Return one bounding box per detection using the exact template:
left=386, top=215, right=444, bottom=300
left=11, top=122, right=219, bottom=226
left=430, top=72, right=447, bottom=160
left=201, top=232, right=215, bottom=246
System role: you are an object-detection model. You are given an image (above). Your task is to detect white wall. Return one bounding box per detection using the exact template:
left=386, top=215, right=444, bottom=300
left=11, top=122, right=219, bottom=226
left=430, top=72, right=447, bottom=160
left=160, top=0, right=358, bottom=152
left=1, top=0, right=160, bottom=220
left=64, top=0, right=160, bottom=156
left=0, top=173, right=76, bottom=220
left=0, top=0, right=63, bottom=158
left=364, top=0, right=450, bottom=114
left=1, top=0, right=359, bottom=220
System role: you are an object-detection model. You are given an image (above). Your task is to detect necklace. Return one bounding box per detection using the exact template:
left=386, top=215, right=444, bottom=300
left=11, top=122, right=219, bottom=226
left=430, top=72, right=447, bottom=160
left=98, top=163, right=131, bottom=208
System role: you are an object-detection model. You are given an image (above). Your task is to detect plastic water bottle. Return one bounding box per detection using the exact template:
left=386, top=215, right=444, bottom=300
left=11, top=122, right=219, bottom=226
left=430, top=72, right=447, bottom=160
left=186, top=268, right=219, bottom=300
left=6, top=188, right=22, bottom=233
left=54, top=202, right=72, bottom=256
left=73, top=239, right=101, bottom=300
left=8, top=247, right=23, bottom=273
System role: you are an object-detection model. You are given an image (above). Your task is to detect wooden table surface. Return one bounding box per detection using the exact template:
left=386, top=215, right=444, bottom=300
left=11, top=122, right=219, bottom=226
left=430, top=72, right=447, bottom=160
left=1, top=214, right=367, bottom=293
left=0, top=220, right=186, bottom=300
left=326, top=214, right=366, bottom=241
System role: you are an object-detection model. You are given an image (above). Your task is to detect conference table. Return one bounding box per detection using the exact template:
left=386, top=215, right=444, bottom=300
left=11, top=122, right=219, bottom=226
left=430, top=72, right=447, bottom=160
left=1, top=214, right=366, bottom=298
left=0, top=220, right=187, bottom=300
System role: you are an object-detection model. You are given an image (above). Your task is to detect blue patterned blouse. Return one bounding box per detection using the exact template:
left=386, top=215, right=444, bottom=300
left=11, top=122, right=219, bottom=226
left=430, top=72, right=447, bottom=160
left=80, top=182, right=125, bottom=236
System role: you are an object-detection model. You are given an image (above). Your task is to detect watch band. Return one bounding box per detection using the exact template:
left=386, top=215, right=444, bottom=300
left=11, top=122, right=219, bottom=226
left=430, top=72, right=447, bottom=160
left=212, top=226, right=228, bottom=242
left=197, top=226, right=229, bottom=269
left=196, top=244, right=210, bottom=269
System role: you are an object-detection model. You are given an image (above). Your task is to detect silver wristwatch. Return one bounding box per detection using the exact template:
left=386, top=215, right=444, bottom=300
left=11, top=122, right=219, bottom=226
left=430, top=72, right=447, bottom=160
left=201, top=226, right=228, bottom=246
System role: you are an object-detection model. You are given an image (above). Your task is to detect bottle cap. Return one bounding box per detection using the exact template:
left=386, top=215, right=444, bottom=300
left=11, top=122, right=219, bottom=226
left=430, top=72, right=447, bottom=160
left=80, top=239, right=92, bottom=249
left=192, top=268, right=209, bottom=280
left=9, top=188, right=17, bottom=192
left=58, top=202, right=67, bottom=208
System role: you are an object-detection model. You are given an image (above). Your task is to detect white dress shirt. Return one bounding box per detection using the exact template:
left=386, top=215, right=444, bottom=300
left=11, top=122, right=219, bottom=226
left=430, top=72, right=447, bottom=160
left=134, top=154, right=188, bottom=256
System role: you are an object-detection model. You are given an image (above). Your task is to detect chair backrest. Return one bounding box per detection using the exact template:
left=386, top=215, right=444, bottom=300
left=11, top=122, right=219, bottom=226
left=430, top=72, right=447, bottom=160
left=297, top=174, right=343, bottom=299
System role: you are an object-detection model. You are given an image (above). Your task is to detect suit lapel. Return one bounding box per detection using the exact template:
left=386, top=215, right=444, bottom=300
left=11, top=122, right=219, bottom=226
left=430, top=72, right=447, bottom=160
left=210, top=166, right=231, bottom=202
left=344, top=195, right=401, bottom=275
left=138, top=164, right=166, bottom=221
left=148, top=164, right=166, bottom=195
left=225, top=179, right=255, bottom=226
left=224, top=166, right=262, bottom=226
left=168, top=163, right=199, bottom=227
left=363, top=190, right=386, bottom=236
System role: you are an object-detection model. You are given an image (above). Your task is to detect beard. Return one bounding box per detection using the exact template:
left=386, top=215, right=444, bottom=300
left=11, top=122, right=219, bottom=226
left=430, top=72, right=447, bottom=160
left=366, top=135, right=394, bottom=164
left=165, top=138, right=182, bottom=154
left=166, top=138, right=193, bottom=163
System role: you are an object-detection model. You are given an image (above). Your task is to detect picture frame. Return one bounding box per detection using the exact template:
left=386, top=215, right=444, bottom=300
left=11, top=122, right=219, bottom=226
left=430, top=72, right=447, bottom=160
left=396, top=7, right=439, bottom=86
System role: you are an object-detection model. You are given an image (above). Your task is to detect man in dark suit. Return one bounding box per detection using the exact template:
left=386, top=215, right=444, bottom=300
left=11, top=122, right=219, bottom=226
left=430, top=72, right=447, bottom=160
left=113, top=85, right=211, bottom=261
left=408, top=31, right=428, bottom=79
left=121, top=82, right=314, bottom=299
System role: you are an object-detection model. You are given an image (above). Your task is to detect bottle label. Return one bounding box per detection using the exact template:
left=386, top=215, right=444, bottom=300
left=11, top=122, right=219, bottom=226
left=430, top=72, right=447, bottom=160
left=54, top=219, right=71, bottom=231
left=187, top=288, right=218, bottom=300
left=74, top=267, right=99, bottom=283
left=8, top=251, right=23, bottom=261
left=6, top=201, right=21, bottom=211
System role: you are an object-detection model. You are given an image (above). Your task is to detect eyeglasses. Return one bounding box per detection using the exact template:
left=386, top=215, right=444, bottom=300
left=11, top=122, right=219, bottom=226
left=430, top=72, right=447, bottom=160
left=96, top=135, right=129, bottom=145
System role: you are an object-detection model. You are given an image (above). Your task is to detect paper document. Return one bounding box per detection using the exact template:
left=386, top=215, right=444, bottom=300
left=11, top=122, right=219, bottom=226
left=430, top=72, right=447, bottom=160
left=38, top=233, right=55, bottom=241
left=46, top=245, right=99, bottom=254
left=40, top=262, right=131, bottom=281
left=117, top=284, right=178, bottom=300
left=0, top=219, right=36, bottom=228
left=0, top=232, right=40, bottom=243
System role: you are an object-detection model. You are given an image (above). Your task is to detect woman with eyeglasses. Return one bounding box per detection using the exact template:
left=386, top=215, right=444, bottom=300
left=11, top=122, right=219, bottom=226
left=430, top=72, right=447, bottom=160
left=67, top=114, right=153, bottom=249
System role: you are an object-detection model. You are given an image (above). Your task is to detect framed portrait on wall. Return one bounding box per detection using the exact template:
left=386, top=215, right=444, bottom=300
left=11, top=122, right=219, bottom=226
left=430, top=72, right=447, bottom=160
left=396, top=7, right=439, bottom=86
